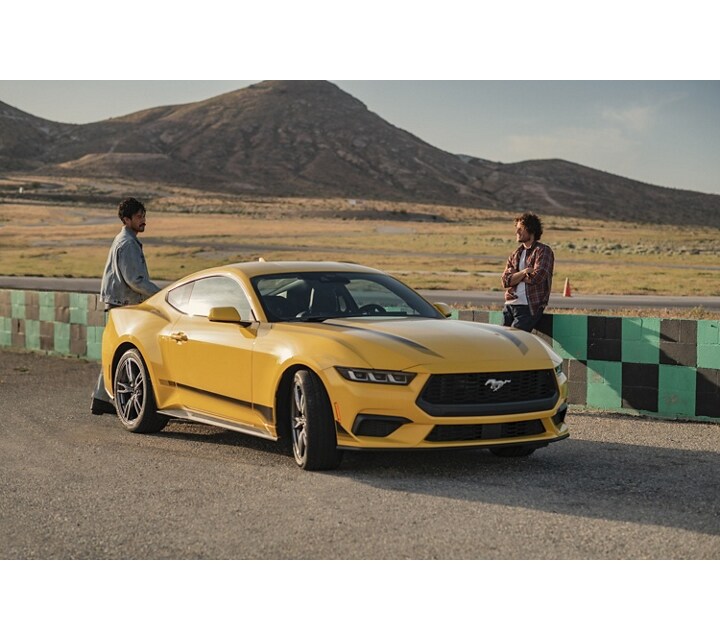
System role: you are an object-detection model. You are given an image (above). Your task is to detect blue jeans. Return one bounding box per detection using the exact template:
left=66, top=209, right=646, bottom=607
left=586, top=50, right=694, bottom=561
left=503, top=304, right=543, bottom=333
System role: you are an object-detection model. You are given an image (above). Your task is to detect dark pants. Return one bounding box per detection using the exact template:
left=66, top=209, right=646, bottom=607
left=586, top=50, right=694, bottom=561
left=92, top=303, right=120, bottom=403
left=503, top=304, right=543, bottom=333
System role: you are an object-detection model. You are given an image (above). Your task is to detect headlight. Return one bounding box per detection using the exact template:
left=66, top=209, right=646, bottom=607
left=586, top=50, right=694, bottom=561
left=335, top=367, right=416, bottom=385
left=555, top=363, right=564, bottom=376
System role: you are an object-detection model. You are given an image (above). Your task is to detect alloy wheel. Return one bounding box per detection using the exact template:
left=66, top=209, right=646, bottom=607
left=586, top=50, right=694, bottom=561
left=291, top=378, right=308, bottom=464
left=116, top=356, right=145, bottom=424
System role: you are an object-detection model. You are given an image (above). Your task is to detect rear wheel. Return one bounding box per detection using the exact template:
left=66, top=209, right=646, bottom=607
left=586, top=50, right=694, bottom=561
left=490, top=445, right=536, bottom=458
left=114, top=349, right=168, bottom=433
left=290, top=370, right=342, bottom=470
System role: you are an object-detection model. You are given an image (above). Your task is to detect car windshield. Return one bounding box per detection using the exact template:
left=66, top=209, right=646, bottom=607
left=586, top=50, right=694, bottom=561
left=251, top=271, right=444, bottom=322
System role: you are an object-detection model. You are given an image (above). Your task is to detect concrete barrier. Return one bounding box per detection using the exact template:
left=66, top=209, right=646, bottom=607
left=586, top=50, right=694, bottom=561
left=457, top=309, right=720, bottom=423
left=0, top=289, right=106, bottom=361
left=2, top=288, right=719, bottom=423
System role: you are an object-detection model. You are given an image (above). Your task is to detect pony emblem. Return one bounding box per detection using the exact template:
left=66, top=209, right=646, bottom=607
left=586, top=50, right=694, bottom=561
left=485, top=378, right=511, bottom=392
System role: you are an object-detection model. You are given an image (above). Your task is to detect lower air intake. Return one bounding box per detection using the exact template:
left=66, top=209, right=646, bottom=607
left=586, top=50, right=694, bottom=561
left=352, top=414, right=409, bottom=437
left=425, top=420, right=545, bottom=442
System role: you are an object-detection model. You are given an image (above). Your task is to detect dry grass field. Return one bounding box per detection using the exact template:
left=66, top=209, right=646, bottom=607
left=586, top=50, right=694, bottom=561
left=1, top=192, right=719, bottom=310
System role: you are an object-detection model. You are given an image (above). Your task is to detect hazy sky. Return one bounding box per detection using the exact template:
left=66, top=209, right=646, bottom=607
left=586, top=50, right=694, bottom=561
left=1, top=80, right=718, bottom=195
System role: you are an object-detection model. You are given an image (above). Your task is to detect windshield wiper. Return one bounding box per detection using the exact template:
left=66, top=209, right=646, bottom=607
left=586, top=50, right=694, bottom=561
left=342, top=312, right=410, bottom=318
left=295, top=315, right=337, bottom=323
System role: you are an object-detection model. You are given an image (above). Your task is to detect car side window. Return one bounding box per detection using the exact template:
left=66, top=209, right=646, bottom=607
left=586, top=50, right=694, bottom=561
left=167, top=282, right=194, bottom=313
left=178, top=276, right=252, bottom=319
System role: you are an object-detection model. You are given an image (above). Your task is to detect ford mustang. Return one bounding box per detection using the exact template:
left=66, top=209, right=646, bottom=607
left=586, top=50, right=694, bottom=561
left=100, top=261, right=569, bottom=470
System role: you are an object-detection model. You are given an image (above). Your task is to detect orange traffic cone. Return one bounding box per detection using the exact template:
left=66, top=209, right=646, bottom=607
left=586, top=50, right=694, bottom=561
left=563, top=278, right=572, bottom=297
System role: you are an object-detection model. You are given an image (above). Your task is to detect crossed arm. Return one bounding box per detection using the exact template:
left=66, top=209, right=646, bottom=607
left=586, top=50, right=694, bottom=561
left=501, top=245, right=554, bottom=289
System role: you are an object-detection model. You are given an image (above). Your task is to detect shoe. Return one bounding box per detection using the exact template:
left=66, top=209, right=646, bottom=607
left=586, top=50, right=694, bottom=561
left=91, top=398, right=116, bottom=416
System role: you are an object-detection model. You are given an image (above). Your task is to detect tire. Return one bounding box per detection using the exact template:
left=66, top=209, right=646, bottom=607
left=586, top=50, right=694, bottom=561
left=490, top=445, right=536, bottom=458
left=290, top=370, right=342, bottom=470
left=113, top=349, right=168, bottom=434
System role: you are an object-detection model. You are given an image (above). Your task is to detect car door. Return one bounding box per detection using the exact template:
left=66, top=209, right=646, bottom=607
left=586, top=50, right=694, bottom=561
left=162, top=275, right=260, bottom=426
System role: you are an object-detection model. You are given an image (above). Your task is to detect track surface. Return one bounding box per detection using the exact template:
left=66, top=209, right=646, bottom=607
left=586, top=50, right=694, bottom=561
left=2, top=275, right=719, bottom=310
left=1, top=349, right=718, bottom=559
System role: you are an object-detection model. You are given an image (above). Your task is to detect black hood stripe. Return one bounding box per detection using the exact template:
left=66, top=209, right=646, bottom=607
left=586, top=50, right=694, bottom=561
left=472, top=324, right=529, bottom=355
left=323, top=321, right=444, bottom=358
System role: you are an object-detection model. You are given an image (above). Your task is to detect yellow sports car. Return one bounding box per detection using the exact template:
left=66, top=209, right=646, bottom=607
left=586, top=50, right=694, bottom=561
left=101, top=261, right=569, bottom=470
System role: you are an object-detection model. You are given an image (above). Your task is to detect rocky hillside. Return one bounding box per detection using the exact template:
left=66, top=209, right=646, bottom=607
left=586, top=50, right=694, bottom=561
left=0, top=101, right=77, bottom=170
left=1, top=80, right=719, bottom=224
left=463, top=157, right=720, bottom=224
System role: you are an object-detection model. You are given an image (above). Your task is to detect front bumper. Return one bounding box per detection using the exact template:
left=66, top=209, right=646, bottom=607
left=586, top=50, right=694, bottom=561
left=322, top=366, right=570, bottom=451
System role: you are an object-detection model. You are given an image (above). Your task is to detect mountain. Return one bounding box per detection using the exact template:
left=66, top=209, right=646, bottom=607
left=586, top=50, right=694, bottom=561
left=462, top=156, right=720, bottom=224
left=0, top=101, right=77, bottom=170
left=1, top=80, right=719, bottom=224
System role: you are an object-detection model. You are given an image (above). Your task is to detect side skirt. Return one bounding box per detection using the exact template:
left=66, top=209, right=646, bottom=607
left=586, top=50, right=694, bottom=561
left=158, top=408, right=278, bottom=441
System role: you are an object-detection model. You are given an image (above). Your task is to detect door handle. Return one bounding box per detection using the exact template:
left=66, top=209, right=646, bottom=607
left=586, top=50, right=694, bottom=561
left=169, top=332, right=188, bottom=343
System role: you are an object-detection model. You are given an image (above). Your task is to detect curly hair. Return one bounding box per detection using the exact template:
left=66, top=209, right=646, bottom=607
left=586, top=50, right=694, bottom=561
left=515, top=212, right=543, bottom=241
left=118, top=197, right=146, bottom=222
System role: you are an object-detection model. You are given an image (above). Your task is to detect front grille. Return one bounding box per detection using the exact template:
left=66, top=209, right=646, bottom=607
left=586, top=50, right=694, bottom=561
left=425, top=419, right=545, bottom=442
left=417, top=369, right=558, bottom=417
left=422, top=370, right=555, bottom=404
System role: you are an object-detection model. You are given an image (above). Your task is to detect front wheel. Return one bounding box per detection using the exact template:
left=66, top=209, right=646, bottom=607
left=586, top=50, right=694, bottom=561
left=114, top=349, right=168, bottom=433
left=290, top=370, right=342, bottom=470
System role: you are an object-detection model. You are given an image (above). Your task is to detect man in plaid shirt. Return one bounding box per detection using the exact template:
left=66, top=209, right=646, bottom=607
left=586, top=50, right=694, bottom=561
left=501, top=212, right=554, bottom=332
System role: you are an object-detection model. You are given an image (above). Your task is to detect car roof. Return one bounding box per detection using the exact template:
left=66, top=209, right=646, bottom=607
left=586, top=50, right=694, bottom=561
left=175, top=261, right=385, bottom=283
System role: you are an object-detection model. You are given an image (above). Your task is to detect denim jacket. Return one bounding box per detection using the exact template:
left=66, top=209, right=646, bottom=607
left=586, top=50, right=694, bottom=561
left=100, top=227, right=161, bottom=306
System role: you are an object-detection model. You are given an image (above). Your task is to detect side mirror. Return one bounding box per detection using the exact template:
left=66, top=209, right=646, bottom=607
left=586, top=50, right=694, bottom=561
left=434, top=302, right=453, bottom=318
left=208, top=306, right=246, bottom=324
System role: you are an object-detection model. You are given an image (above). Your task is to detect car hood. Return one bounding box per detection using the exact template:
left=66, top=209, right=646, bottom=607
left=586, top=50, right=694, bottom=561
left=281, top=317, right=559, bottom=372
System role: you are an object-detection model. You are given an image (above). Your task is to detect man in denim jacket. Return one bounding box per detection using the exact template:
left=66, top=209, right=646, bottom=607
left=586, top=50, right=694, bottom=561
left=91, top=198, right=161, bottom=415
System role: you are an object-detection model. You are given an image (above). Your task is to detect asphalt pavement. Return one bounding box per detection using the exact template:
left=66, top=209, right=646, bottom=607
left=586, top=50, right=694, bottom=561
left=1, top=349, right=718, bottom=560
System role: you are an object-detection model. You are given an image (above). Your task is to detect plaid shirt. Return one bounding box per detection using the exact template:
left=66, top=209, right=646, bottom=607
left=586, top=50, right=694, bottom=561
left=501, top=241, right=554, bottom=316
